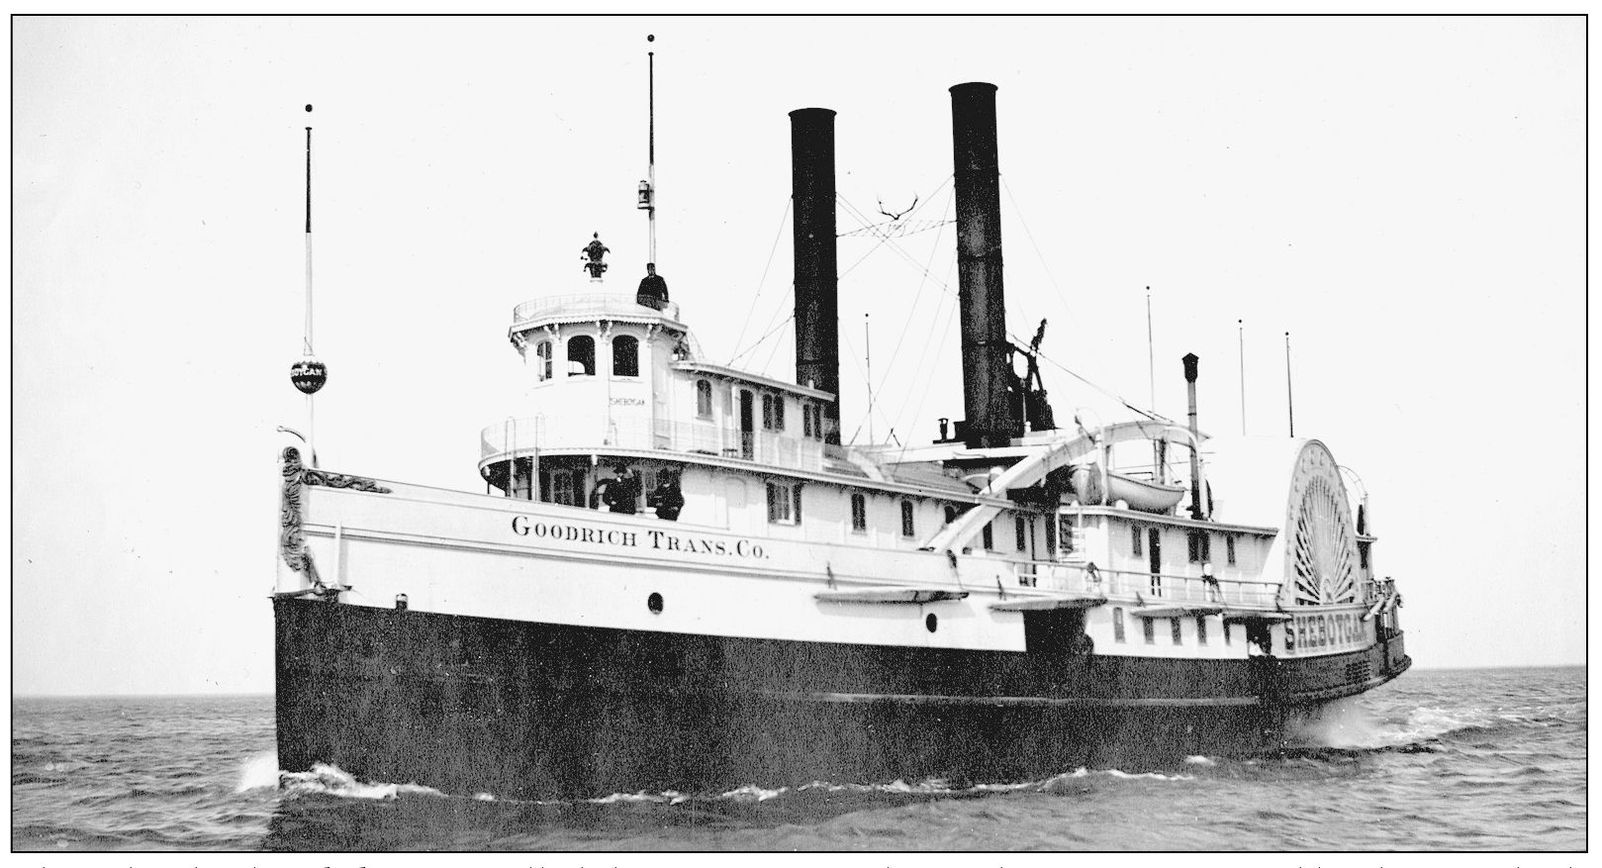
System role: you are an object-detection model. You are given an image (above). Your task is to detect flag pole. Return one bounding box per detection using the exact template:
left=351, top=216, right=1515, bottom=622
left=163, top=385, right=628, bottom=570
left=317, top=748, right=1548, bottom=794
left=1285, top=331, right=1295, bottom=438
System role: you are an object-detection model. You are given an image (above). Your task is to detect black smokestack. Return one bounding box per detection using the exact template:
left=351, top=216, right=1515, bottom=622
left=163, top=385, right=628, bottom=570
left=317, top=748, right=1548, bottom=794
left=950, top=82, right=1019, bottom=448
left=790, top=107, right=840, bottom=445
left=1183, top=353, right=1202, bottom=519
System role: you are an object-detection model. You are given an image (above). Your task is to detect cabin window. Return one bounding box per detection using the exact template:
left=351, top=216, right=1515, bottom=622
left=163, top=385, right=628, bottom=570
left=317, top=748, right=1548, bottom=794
left=1188, top=530, right=1210, bottom=564
left=901, top=500, right=915, bottom=538
left=767, top=481, right=801, bottom=524
left=535, top=340, right=553, bottom=381
left=1358, top=541, right=1370, bottom=569
left=773, top=396, right=785, bottom=430
left=803, top=402, right=813, bottom=437
left=1015, top=516, right=1027, bottom=552
left=1131, top=524, right=1143, bottom=557
left=1224, top=622, right=1232, bottom=646
left=1142, top=617, right=1155, bottom=645
left=1171, top=618, right=1183, bottom=645
left=810, top=404, right=824, bottom=439
left=1196, top=615, right=1208, bottom=646
left=762, top=394, right=775, bottom=430
left=1113, top=607, right=1126, bottom=643
left=696, top=380, right=712, bottom=418
left=612, top=335, right=639, bottom=377
left=981, top=522, right=994, bottom=551
left=567, top=335, right=595, bottom=376
left=850, top=492, right=867, bottom=532
left=1226, top=534, right=1237, bottom=566
left=1059, top=515, right=1075, bottom=553
left=944, top=505, right=958, bottom=524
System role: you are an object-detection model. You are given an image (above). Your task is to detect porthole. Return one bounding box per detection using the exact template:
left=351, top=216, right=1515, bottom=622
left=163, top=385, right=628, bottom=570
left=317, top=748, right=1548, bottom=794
left=647, top=592, right=664, bottom=614
left=925, top=613, right=938, bottom=633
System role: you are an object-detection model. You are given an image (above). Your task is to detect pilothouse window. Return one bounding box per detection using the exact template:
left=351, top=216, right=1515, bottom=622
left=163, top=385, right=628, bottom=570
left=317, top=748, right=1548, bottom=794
left=567, top=336, right=595, bottom=376
left=612, top=335, right=639, bottom=377
left=535, top=340, right=553, bottom=381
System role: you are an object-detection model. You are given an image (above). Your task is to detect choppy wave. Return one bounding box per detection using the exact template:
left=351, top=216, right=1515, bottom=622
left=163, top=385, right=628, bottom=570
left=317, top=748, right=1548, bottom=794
left=10, top=669, right=1588, bottom=851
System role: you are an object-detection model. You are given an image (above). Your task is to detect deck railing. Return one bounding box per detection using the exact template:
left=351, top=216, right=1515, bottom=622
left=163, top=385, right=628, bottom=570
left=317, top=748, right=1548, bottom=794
left=1015, top=561, right=1280, bottom=607
left=512, top=294, right=681, bottom=324
left=480, top=414, right=824, bottom=473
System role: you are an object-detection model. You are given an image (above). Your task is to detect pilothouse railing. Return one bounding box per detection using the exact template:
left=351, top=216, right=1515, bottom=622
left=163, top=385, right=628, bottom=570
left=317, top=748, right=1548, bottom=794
left=512, top=294, right=681, bottom=324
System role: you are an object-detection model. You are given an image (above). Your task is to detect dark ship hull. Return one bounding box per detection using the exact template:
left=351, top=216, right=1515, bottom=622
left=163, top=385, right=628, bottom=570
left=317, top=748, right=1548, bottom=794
left=274, top=597, right=1409, bottom=800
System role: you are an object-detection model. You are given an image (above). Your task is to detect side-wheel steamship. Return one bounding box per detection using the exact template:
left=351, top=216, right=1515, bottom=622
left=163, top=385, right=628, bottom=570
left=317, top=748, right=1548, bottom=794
left=274, top=79, right=1410, bottom=800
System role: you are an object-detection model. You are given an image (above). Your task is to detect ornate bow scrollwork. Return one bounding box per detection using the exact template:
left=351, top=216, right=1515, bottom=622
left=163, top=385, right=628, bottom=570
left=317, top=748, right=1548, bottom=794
left=279, top=447, right=391, bottom=585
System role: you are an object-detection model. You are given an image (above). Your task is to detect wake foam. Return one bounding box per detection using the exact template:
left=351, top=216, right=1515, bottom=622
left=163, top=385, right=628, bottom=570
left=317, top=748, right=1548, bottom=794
left=1290, top=698, right=1519, bottom=751
left=235, top=753, right=281, bottom=793
left=278, top=763, right=447, bottom=801
left=1288, top=696, right=1387, bottom=748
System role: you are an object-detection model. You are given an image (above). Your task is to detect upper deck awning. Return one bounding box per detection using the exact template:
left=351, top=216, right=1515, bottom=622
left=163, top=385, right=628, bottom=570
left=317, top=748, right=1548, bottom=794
left=672, top=361, right=835, bottom=401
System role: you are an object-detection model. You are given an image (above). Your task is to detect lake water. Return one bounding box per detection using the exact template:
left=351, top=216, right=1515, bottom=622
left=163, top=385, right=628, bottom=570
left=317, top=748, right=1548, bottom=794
left=10, top=665, right=1584, bottom=851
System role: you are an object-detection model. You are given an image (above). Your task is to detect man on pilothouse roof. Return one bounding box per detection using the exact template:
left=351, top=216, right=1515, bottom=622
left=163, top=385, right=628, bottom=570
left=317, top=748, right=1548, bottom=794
left=636, top=262, right=669, bottom=310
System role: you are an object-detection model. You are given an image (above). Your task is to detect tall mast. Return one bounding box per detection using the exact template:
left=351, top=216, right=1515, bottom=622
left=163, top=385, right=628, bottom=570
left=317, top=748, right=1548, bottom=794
left=1238, top=318, right=1246, bottom=435
left=304, top=120, right=314, bottom=357
left=289, top=104, right=328, bottom=465
left=1285, top=330, right=1295, bottom=437
left=864, top=313, right=874, bottom=444
left=1145, top=286, right=1155, bottom=410
left=639, top=35, right=658, bottom=264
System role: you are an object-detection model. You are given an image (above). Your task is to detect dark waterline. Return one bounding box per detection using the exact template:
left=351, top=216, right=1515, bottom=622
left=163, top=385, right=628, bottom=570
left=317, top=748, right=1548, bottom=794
left=10, top=667, right=1585, bottom=851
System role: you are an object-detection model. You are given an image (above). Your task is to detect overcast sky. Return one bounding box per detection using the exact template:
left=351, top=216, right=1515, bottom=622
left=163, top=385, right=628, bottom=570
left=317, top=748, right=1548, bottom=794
left=12, top=15, right=1584, bottom=695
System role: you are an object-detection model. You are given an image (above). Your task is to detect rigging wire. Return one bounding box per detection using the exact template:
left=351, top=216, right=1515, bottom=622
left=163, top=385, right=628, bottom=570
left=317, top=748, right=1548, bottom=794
left=834, top=184, right=957, bottom=445
left=890, top=284, right=961, bottom=462
left=868, top=186, right=955, bottom=402
left=836, top=195, right=960, bottom=301
left=727, top=198, right=793, bottom=365
left=838, top=218, right=954, bottom=239
left=1000, top=175, right=1074, bottom=330
left=727, top=312, right=794, bottom=368
left=758, top=310, right=791, bottom=378
left=839, top=185, right=958, bottom=409
left=1019, top=336, right=1172, bottom=424
left=837, top=326, right=870, bottom=444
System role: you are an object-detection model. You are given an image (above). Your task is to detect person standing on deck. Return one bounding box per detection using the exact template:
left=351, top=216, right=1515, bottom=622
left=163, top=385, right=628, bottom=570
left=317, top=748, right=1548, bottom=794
left=636, top=262, right=669, bottom=310
left=602, top=464, right=640, bottom=514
